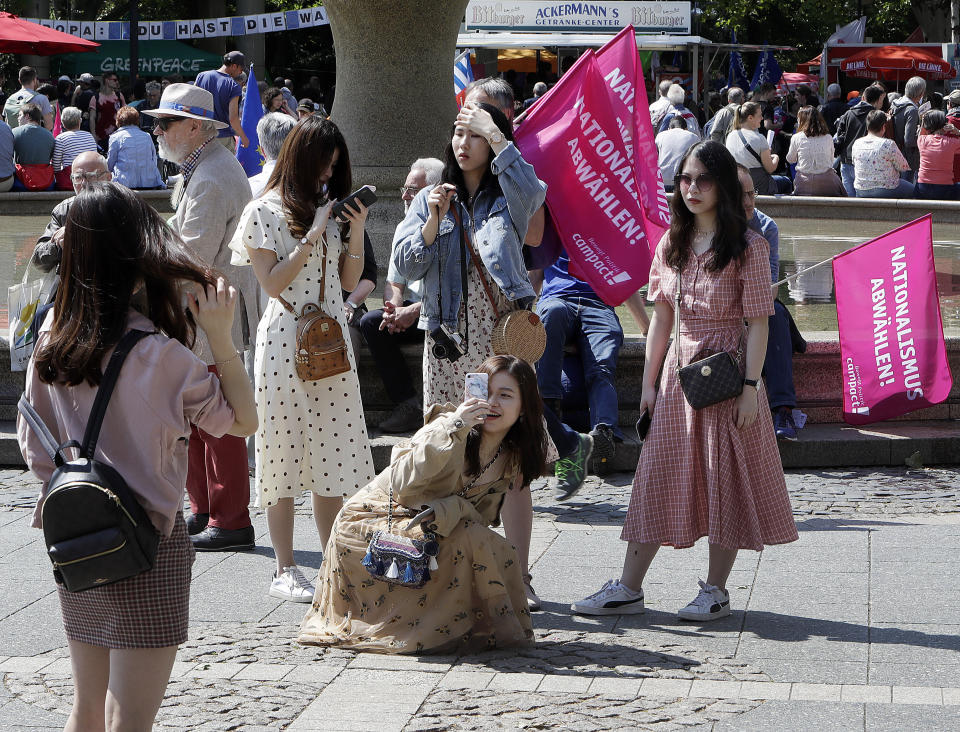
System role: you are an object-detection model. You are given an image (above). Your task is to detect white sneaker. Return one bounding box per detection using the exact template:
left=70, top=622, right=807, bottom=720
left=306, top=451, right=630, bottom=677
left=269, top=566, right=316, bottom=603
left=571, top=579, right=644, bottom=615
left=678, top=579, right=730, bottom=621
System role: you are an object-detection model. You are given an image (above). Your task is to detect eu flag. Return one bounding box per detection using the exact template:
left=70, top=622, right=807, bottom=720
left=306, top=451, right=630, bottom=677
left=236, top=64, right=265, bottom=177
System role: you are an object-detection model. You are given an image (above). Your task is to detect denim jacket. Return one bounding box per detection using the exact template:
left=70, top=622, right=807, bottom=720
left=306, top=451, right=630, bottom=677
left=391, top=143, right=547, bottom=331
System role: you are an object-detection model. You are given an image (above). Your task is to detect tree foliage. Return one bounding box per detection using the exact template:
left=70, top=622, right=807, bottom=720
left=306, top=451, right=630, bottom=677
left=700, top=0, right=919, bottom=64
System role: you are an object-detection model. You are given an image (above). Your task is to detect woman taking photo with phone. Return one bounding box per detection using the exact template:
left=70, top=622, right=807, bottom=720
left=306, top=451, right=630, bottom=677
left=299, top=355, right=547, bottom=653
left=18, top=183, right=257, bottom=731
left=229, top=115, right=374, bottom=602
left=573, top=141, right=797, bottom=621
left=391, top=101, right=548, bottom=609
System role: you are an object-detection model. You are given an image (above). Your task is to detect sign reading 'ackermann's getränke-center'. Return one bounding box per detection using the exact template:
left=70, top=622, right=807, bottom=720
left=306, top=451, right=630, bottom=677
left=464, top=1, right=691, bottom=34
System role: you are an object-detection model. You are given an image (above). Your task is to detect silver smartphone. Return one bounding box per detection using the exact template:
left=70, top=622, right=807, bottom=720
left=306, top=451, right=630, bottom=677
left=465, top=372, right=489, bottom=401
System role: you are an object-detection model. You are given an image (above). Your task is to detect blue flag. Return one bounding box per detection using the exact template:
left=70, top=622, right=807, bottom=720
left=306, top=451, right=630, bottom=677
left=236, top=64, right=265, bottom=177
left=750, top=46, right=783, bottom=91
left=728, top=32, right=750, bottom=90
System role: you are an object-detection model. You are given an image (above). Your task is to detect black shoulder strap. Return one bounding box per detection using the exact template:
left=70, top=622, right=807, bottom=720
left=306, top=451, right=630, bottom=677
left=737, top=130, right=764, bottom=165
left=17, top=329, right=151, bottom=466
left=81, top=329, right=151, bottom=458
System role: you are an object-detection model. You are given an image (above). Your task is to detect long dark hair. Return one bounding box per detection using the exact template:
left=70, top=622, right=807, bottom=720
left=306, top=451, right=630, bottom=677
left=464, top=355, right=547, bottom=487
left=441, top=102, right=513, bottom=203
left=667, top=140, right=748, bottom=273
left=35, top=182, right=215, bottom=386
left=265, top=115, right=351, bottom=240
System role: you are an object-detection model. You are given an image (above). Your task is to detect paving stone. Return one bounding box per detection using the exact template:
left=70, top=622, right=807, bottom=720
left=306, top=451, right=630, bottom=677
left=689, top=679, right=741, bottom=699
left=233, top=662, right=295, bottom=681
left=487, top=672, right=544, bottom=692
left=791, top=683, right=842, bottom=701
left=640, top=677, right=692, bottom=698
left=865, top=703, right=959, bottom=732
left=536, top=674, right=593, bottom=694
left=942, top=687, right=960, bottom=705
left=892, top=685, right=943, bottom=705
left=840, top=684, right=892, bottom=703
left=438, top=670, right=494, bottom=690
left=587, top=676, right=642, bottom=698
left=738, top=681, right=791, bottom=700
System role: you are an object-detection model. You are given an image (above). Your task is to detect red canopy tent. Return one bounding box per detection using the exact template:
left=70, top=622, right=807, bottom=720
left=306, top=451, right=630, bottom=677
left=840, top=45, right=956, bottom=81
left=0, top=12, right=99, bottom=55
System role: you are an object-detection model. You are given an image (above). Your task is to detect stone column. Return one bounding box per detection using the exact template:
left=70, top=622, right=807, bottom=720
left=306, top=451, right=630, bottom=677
left=22, top=0, right=51, bottom=80
left=323, top=0, right=469, bottom=271
left=235, top=0, right=266, bottom=76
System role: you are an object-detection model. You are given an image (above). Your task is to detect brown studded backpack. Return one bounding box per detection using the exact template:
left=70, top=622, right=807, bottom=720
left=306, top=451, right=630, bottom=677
left=277, top=240, right=351, bottom=381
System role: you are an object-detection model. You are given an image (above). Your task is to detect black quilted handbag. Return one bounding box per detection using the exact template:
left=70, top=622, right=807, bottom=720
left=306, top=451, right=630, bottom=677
left=674, top=274, right=743, bottom=410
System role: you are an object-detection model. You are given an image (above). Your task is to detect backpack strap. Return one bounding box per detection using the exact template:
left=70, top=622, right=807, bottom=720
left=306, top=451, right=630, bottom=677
left=17, top=394, right=70, bottom=467
left=81, top=329, right=152, bottom=458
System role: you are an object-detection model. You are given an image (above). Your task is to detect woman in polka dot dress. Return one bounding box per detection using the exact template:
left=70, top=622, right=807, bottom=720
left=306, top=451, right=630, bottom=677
left=229, top=116, right=374, bottom=602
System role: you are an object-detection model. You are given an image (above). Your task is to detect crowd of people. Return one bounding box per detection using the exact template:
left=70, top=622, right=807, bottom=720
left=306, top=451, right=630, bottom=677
left=655, top=75, right=960, bottom=200
left=0, top=56, right=328, bottom=196
left=14, top=55, right=808, bottom=729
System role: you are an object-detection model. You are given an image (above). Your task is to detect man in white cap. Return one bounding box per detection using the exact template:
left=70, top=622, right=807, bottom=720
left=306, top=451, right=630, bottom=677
left=142, top=83, right=257, bottom=552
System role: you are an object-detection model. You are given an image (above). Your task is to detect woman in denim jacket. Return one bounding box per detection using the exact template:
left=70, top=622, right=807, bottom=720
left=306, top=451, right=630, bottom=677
left=392, top=101, right=546, bottom=404
left=391, top=101, right=547, bottom=608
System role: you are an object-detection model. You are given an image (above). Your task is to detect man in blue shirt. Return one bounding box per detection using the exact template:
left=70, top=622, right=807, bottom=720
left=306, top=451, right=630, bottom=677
left=737, top=164, right=804, bottom=440
left=535, top=246, right=649, bottom=482
left=194, top=51, right=248, bottom=151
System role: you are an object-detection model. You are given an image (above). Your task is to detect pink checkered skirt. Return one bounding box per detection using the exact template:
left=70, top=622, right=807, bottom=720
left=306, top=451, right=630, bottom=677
left=57, top=512, right=194, bottom=648
left=622, top=322, right=799, bottom=552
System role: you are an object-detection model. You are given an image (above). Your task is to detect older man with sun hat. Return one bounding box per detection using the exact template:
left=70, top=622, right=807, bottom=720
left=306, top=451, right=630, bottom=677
left=141, top=83, right=257, bottom=552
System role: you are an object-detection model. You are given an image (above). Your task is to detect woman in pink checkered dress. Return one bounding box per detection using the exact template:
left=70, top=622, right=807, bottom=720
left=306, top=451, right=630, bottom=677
left=573, top=141, right=798, bottom=622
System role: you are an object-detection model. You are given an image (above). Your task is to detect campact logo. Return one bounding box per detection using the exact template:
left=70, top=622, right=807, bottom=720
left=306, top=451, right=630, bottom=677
left=845, top=356, right=869, bottom=415
left=570, top=233, right=631, bottom=287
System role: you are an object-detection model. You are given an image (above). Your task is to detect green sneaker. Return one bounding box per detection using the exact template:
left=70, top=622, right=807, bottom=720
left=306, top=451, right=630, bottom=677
left=553, top=433, right=594, bottom=501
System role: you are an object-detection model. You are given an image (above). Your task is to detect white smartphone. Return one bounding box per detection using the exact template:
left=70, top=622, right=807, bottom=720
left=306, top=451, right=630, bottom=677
left=465, top=372, right=489, bottom=401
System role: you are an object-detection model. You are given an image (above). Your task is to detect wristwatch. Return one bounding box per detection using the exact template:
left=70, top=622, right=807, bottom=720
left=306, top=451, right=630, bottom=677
left=488, top=129, right=504, bottom=145
left=743, top=378, right=760, bottom=390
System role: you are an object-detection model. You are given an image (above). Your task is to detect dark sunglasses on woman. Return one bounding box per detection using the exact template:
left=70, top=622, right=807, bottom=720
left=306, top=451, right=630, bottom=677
left=677, top=173, right=716, bottom=192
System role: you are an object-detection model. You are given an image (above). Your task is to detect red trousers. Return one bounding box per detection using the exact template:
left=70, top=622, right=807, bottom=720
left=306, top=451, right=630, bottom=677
left=185, top=367, right=251, bottom=530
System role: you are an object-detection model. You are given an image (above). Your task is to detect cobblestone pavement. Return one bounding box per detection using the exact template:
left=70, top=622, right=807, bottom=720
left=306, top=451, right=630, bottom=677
left=1, top=466, right=959, bottom=730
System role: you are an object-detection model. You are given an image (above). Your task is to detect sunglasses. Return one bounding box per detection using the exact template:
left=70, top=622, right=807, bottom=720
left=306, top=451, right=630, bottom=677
left=153, top=116, right=186, bottom=131
left=677, top=173, right=716, bottom=192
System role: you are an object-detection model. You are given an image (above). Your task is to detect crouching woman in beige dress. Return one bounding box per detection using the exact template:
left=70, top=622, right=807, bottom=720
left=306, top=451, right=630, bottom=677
left=299, top=355, right=547, bottom=654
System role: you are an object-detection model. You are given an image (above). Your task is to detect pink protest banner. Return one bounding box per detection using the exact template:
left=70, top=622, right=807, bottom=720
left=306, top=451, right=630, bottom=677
left=833, top=215, right=953, bottom=425
left=522, top=27, right=669, bottom=247
left=515, top=53, right=653, bottom=305
left=593, top=25, right=670, bottom=244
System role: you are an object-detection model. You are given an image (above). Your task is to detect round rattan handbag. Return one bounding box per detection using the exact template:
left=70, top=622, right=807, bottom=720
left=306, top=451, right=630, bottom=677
left=456, top=209, right=546, bottom=364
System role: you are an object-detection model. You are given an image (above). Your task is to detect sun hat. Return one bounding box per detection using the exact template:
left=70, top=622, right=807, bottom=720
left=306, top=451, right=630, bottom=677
left=58, top=75, right=73, bottom=83
left=140, top=83, right=229, bottom=129
left=78, top=72, right=96, bottom=84
left=947, top=89, right=960, bottom=107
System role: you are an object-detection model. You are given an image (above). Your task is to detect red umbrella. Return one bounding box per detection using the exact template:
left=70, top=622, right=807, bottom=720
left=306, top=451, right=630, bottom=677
left=0, top=12, right=99, bottom=55
left=840, top=45, right=956, bottom=81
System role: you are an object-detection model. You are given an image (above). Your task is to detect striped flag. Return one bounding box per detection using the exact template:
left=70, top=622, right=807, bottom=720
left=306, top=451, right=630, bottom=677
left=454, top=50, right=474, bottom=107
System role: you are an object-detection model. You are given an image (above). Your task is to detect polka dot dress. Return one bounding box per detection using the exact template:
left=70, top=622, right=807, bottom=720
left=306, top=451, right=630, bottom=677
left=229, top=191, right=374, bottom=506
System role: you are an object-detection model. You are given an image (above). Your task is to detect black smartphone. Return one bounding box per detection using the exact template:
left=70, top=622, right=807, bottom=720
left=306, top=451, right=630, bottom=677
left=332, top=185, right=378, bottom=219
left=635, top=409, right=652, bottom=441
